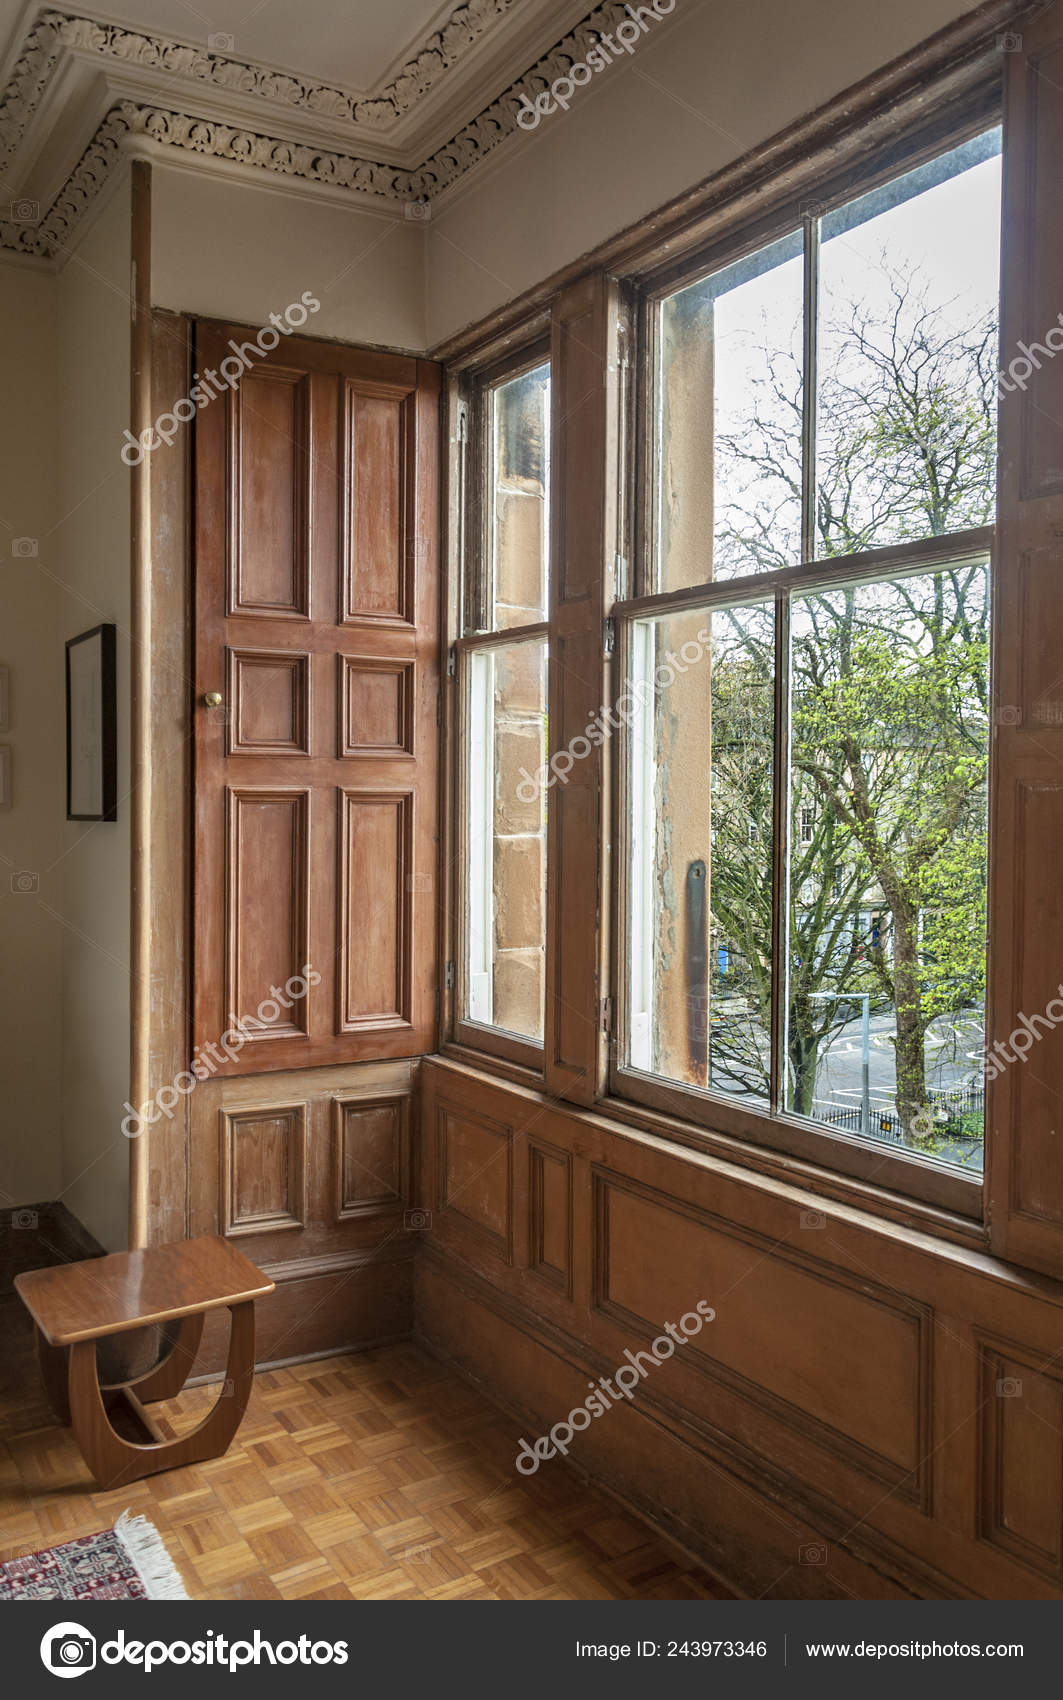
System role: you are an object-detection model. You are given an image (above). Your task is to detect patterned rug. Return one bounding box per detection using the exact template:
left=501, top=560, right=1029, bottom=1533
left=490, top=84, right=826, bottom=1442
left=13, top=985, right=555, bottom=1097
left=0, top=1512, right=189, bottom=1601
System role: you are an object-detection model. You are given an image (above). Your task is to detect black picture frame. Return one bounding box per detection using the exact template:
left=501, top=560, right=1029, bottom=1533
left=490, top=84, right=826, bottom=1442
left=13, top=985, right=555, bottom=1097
left=65, top=623, right=117, bottom=822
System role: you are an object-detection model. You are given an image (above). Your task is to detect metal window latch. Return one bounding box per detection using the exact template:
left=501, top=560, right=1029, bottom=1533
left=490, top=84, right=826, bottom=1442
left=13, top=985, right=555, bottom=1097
left=603, top=617, right=616, bottom=658
left=444, top=961, right=456, bottom=990
left=600, top=995, right=614, bottom=1033
left=446, top=645, right=457, bottom=678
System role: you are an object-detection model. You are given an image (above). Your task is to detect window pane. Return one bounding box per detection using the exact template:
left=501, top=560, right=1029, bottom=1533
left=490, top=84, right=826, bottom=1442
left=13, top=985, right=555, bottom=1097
left=625, top=601, right=774, bottom=1104
left=464, top=638, right=548, bottom=1041
left=816, top=131, right=1001, bottom=554
left=786, top=563, right=989, bottom=1170
left=489, top=362, right=550, bottom=627
left=656, top=232, right=804, bottom=591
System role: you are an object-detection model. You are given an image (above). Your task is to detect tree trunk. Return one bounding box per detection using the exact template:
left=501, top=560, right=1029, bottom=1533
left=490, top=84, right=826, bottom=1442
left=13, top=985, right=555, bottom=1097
left=890, top=899, right=929, bottom=1139
left=787, top=1021, right=820, bottom=1117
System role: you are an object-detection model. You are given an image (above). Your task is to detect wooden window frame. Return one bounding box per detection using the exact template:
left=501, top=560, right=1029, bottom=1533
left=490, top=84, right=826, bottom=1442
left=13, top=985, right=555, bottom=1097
left=606, top=101, right=1002, bottom=1220
left=440, top=33, right=1030, bottom=1233
left=449, top=336, right=552, bottom=1071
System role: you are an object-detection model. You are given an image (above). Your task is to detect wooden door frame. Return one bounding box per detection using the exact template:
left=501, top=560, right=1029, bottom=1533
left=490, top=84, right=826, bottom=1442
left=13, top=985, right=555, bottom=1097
left=132, top=297, right=196, bottom=1248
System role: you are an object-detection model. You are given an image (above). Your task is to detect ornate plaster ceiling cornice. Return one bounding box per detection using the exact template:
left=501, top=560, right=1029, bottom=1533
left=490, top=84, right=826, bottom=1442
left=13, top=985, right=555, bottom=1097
left=0, top=0, right=653, bottom=259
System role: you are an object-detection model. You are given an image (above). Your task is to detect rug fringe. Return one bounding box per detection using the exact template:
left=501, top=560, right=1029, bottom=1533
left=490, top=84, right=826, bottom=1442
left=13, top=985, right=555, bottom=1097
left=114, top=1511, right=189, bottom=1601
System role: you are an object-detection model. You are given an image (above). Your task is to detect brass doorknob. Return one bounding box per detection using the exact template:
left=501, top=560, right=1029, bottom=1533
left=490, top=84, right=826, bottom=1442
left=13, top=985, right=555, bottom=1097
left=202, top=691, right=223, bottom=708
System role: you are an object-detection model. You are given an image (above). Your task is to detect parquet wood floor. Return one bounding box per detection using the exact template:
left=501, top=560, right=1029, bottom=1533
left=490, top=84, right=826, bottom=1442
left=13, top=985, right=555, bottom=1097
left=0, top=1297, right=734, bottom=1601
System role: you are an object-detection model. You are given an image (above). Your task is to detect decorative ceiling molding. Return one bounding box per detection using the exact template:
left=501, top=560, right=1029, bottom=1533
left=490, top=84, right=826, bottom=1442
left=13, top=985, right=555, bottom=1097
left=0, top=0, right=659, bottom=259
left=1, top=0, right=523, bottom=164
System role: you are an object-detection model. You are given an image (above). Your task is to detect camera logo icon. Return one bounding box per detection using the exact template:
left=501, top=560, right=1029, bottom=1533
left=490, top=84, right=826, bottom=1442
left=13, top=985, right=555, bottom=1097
left=40, top=1622, right=96, bottom=1678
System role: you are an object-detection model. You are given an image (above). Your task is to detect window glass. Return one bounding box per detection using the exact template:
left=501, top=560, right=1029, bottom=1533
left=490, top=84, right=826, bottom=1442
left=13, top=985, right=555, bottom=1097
left=786, top=564, right=989, bottom=1168
left=626, top=600, right=774, bottom=1103
left=656, top=233, right=803, bottom=589
left=817, top=132, right=1001, bottom=555
left=489, top=363, right=550, bottom=627
left=465, top=638, right=549, bottom=1042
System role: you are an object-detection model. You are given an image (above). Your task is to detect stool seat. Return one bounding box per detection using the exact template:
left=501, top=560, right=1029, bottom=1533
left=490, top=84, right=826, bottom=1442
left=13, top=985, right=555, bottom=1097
left=14, top=1235, right=274, bottom=1490
left=16, top=1234, right=274, bottom=1346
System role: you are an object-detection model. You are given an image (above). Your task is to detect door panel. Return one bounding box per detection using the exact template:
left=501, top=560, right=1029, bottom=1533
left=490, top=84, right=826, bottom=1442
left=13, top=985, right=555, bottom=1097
left=224, top=787, right=310, bottom=1042
left=341, top=383, right=411, bottom=622
left=190, top=324, right=438, bottom=1347
left=229, top=366, right=311, bottom=618
left=337, top=789, right=413, bottom=1033
left=194, top=323, right=440, bottom=1077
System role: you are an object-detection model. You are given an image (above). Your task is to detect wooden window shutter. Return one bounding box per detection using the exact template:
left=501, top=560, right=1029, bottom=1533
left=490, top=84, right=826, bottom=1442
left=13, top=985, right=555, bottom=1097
left=988, top=3, right=1063, bottom=1275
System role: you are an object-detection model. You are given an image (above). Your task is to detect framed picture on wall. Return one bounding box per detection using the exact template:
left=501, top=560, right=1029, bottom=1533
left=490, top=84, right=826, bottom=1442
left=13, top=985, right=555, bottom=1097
left=66, top=624, right=117, bottom=821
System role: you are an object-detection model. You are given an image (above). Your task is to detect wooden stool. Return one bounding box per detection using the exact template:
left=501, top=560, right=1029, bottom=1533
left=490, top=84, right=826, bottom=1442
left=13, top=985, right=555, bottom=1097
left=15, top=1235, right=274, bottom=1490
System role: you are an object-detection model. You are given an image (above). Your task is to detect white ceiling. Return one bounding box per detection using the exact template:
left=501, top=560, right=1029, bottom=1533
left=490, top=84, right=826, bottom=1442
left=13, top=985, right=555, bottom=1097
left=0, top=0, right=581, bottom=99
left=10, top=0, right=459, bottom=94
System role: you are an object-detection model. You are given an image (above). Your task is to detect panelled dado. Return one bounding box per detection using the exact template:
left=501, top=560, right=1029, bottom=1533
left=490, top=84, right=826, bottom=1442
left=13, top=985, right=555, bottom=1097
left=192, top=1058, right=418, bottom=1366
left=592, top=1170, right=931, bottom=1510
left=419, top=1056, right=1063, bottom=1599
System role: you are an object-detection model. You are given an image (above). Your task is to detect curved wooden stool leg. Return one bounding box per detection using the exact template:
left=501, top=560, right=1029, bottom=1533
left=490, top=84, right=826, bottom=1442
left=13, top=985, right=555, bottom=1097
left=128, top=1313, right=205, bottom=1402
left=36, top=1328, right=71, bottom=1425
left=68, top=1302, right=256, bottom=1490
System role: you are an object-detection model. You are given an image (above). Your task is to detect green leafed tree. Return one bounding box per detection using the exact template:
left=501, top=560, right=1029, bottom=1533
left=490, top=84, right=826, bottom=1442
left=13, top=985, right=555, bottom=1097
left=707, top=264, right=993, bottom=1141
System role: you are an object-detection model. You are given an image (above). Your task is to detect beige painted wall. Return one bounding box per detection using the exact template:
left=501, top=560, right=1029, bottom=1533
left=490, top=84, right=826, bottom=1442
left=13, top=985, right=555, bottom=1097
left=0, top=259, right=64, bottom=1211
left=426, top=0, right=978, bottom=346
left=54, top=176, right=133, bottom=1251
left=150, top=165, right=426, bottom=350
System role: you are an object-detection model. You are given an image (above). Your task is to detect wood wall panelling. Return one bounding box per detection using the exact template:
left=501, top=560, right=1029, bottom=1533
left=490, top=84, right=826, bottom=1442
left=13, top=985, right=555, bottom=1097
left=191, top=1061, right=417, bottom=1360
left=332, top=1091, right=410, bottom=1219
left=594, top=1168, right=931, bottom=1506
left=417, top=1054, right=1063, bottom=1600
left=528, top=1140, right=573, bottom=1297
left=979, top=1332, right=1063, bottom=1582
left=220, top=1102, right=307, bottom=1235
left=416, top=1248, right=918, bottom=1601
left=434, top=1098, right=514, bottom=1262
left=198, top=1246, right=416, bottom=1372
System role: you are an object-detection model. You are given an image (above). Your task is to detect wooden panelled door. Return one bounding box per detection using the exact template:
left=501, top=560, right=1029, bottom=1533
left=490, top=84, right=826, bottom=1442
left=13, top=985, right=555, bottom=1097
left=189, top=322, right=439, bottom=1330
